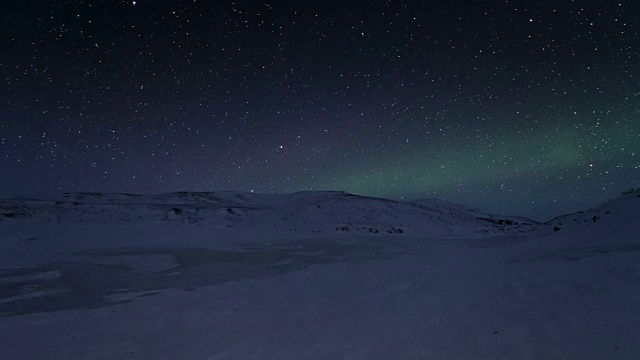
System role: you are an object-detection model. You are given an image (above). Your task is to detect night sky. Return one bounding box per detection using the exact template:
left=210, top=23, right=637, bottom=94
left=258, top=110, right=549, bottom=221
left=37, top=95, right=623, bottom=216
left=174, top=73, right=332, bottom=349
left=1, top=0, right=639, bottom=220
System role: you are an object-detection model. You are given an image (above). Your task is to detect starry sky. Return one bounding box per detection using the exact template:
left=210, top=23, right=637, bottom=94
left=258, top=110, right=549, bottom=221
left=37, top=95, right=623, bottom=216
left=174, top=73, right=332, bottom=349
left=1, top=0, right=639, bottom=220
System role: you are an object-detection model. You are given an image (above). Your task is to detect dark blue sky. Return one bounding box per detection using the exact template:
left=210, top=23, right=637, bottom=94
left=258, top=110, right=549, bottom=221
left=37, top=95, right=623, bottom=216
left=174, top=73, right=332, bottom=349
left=1, top=0, right=639, bottom=220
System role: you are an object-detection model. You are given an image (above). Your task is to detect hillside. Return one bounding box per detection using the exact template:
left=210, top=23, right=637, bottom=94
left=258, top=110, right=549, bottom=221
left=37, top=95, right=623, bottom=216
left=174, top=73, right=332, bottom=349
left=0, top=191, right=539, bottom=237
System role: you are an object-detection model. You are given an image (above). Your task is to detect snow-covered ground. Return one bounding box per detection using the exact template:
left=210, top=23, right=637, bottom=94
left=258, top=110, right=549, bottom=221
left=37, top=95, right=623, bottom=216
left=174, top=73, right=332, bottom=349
left=0, top=190, right=639, bottom=359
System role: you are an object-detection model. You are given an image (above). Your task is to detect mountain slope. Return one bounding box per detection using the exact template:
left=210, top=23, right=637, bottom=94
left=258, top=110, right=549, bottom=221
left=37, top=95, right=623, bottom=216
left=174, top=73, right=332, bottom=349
left=0, top=191, right=538, bottom=237
left=546, top=189, right=640, bottom=230
left=540, top=188, right=640, bottom=249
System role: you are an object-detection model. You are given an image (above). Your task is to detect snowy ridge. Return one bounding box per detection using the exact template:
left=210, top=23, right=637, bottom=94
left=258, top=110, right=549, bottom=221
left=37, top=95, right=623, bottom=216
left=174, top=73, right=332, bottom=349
left=410, top=197, right=537, bottom=227
left=545, top=188, right=640, bottom=233
left=0, top=191, right=539, bottom=237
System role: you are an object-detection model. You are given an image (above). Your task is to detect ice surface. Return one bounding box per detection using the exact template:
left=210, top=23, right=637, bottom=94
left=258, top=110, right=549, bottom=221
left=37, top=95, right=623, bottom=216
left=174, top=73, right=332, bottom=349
left=0, top=190, right=639, bottom=359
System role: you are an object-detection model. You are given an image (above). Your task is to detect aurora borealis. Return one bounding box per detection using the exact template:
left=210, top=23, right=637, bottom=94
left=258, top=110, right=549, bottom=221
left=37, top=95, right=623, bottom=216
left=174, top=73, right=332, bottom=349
left=1, top=0, right=639, bottom=220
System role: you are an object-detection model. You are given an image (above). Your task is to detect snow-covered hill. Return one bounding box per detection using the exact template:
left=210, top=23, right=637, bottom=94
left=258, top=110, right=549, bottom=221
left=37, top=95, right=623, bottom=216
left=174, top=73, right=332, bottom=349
left=1, top=190, right=639, bottom=359
left=0, top=191, right=539, bottom=237
left=546, top=188, right=640, bottom=231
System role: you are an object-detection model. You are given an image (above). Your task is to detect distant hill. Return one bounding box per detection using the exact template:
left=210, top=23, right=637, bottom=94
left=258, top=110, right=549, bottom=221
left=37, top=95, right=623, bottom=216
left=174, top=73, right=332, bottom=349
left=3, top=190, right=638, bottom=238
left=0, top=191, right=539, bottom=237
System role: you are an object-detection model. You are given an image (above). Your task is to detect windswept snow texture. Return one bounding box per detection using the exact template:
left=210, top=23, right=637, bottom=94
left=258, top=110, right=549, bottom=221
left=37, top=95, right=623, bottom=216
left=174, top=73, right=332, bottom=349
left=1, top=190, right=639, bottom=359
